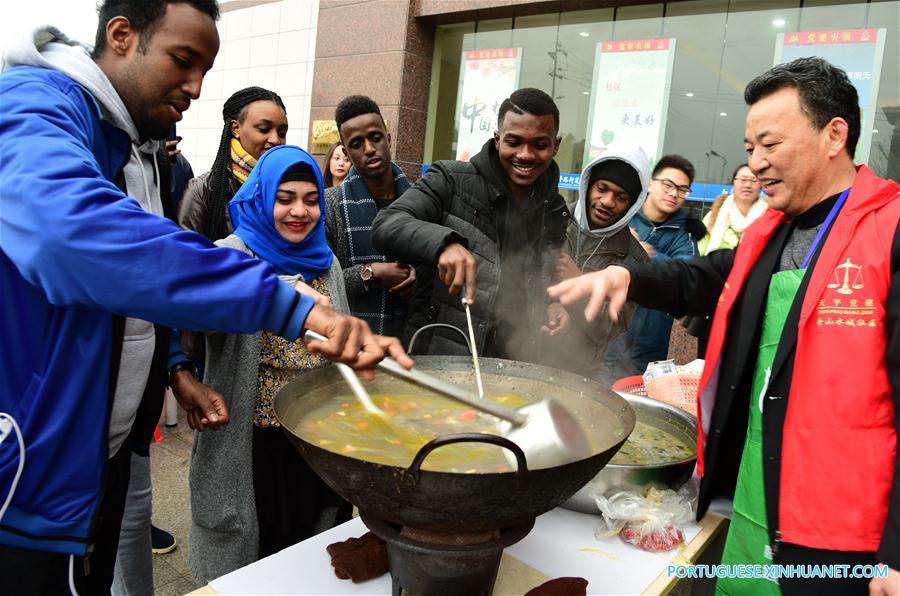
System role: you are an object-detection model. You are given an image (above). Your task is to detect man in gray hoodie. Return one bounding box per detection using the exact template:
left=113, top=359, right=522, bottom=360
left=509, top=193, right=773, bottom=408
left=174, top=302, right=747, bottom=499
left=548, top=146, right=650, bottom=380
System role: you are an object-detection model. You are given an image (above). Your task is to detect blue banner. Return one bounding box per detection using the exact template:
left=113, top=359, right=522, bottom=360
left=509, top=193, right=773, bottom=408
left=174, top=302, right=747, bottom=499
left=559, top=173, right=580, bottom=190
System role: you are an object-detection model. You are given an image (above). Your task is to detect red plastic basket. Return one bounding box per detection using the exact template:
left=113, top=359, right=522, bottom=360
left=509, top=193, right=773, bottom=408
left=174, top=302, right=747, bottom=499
left=612, top=375, right=700, bottom=398
left=611, top=375, right=648, bottom=396
left=612, top=374, right=700, bottom=415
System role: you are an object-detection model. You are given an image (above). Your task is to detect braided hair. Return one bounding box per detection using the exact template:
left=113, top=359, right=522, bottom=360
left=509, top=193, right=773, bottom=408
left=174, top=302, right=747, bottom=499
left=204, top=86, right=287, bottom=241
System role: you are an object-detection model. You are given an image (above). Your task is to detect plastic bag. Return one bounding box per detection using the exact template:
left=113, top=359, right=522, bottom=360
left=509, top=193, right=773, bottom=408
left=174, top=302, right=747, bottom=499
left=593, top=484, right=694, bottom=552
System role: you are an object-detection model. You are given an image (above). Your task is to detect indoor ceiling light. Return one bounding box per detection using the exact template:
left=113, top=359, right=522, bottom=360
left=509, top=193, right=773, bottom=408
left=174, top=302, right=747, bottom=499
left=579, top=32, right=589, bottom=37
left=719, top=112, right=727, bottom=117
left=686, top=92, right=694, bottom=97
left=773, top=18, right=786, bottom=27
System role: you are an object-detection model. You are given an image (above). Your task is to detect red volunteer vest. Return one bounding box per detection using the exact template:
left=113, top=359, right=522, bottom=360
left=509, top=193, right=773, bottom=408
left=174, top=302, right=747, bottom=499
left=696, top=165, right=899, bottom=552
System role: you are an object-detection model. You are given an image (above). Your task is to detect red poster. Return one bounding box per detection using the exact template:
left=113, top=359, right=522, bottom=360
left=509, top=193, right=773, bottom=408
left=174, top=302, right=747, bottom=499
left=783, top=28, right=879, bottom=46
left=601, top=38, right=670, bottom=53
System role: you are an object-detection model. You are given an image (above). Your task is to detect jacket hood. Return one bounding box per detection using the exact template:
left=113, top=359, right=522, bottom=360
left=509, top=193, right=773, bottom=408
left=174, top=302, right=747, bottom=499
left=3, top=26, right=141, bottom=143
left=574, top=145, right=650, bottom=238
left=4, top=26, right=166, bottom=217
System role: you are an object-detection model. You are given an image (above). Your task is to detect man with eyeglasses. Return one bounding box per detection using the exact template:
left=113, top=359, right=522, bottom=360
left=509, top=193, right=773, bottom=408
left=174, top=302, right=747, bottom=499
left=605, top=154, right=707, bottom=377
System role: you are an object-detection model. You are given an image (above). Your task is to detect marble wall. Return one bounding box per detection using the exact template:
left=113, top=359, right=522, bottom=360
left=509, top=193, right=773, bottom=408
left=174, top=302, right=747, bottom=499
left=310, top=0, right=435, bottom=180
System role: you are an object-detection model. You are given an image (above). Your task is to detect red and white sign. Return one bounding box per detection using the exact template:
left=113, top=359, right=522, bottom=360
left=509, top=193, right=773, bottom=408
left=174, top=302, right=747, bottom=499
left=783, top=28, right=879, bottom=46
left=454, top=47, right=522, bottom=161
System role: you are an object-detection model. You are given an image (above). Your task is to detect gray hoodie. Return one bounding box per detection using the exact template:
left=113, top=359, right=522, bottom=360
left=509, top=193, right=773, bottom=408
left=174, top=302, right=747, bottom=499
left=4, top=27, right=165, bottom=458
left=549, top=145, right=651, bottom=380
left=571, top=144, right=650, bottom=253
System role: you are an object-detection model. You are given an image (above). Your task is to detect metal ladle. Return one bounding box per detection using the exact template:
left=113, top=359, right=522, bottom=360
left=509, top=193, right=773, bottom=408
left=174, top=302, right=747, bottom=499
left=303, top=330, right=592, bottom=468
left=461, top=289, right=485, bottom=399
left=331, top=362, right=391, bottom=422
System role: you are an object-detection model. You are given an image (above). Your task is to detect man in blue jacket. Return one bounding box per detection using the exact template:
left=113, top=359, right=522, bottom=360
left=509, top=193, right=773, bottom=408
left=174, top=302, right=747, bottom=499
left=605, top=154, right=706, bottom=377
left=0, top=1, right=409, bottom=593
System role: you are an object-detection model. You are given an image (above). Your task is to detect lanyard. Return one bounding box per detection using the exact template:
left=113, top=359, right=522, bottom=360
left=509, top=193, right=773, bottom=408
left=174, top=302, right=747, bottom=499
left=799, top=188, right=850, bottom=270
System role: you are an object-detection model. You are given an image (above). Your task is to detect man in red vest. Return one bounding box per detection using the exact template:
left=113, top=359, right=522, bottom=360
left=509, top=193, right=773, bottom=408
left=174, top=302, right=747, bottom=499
left=549, top=57, right=898, bottom=595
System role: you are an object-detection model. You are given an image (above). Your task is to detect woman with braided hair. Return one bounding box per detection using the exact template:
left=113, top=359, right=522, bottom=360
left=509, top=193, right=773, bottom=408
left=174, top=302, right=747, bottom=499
left=178, top=87, right=289, bottom=362
left=179, top=86, right=289, bottom=241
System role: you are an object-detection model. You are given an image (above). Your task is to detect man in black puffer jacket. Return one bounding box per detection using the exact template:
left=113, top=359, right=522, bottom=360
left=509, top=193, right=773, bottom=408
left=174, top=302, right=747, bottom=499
left=372, top=88, right=571, bottom=362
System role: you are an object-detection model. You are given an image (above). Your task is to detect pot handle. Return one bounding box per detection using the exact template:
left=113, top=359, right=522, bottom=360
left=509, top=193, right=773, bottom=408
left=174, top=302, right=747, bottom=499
left=405, top=432, right=528, bottom=484
left=407, top=323, right=472, bottom=356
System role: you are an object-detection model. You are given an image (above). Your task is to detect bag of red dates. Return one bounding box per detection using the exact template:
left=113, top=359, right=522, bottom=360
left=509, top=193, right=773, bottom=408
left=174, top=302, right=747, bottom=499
left=593, top=485, right=693, bottom=552
left=619, top=524, right=685, bottom=552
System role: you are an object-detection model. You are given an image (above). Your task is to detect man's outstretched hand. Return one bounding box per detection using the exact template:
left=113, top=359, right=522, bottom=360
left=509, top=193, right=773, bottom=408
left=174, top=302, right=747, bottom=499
left=547, top=265, right=632, bottom=323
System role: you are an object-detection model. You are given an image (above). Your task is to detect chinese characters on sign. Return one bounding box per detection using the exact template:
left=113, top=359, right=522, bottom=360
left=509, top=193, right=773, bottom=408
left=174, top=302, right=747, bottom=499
left=775, top=28, right=886, bottom=165
left=783, top=28, right=878, bottom=45
left=455, top=47, right=522, bottom=161
left=310, top=120, right=339, bottom=155
left=585, top=38, right=675, bottom=165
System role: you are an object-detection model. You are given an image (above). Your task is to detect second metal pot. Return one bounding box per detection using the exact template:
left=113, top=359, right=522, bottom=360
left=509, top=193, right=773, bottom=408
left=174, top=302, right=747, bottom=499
left=561, top=392, right=697, bottom=514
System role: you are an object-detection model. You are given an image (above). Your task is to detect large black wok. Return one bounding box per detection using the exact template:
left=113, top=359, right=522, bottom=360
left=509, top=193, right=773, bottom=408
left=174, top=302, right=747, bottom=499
left=274, top=356, right=635, bottom=532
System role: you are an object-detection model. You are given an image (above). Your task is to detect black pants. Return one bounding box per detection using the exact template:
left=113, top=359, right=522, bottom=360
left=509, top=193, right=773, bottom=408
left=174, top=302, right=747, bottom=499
left=774, top=542, right=878, bottom=595
left=252, top=425, right=351, bottom=559
left=0, top=445, right=132, bottom=595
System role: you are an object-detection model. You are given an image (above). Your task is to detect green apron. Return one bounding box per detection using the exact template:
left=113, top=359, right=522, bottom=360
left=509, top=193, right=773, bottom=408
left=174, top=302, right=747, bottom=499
left=715, top=268, right=804, bottom=595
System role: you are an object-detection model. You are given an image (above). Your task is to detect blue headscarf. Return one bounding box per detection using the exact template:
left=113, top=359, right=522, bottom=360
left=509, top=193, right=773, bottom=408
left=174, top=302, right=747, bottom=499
left=229, top=145, right=334, bottom=279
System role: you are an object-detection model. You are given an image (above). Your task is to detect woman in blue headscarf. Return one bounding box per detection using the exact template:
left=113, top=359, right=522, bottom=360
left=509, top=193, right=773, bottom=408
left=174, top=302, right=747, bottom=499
left=188, top=146, right=352, bottom=582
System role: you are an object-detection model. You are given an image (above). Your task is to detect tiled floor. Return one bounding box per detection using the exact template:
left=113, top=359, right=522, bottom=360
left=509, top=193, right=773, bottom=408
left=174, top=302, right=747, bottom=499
left=150, top=405, right=201, bottom=595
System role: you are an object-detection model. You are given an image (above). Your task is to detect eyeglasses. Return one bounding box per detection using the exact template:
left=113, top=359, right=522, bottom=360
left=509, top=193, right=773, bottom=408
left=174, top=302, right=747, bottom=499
left=733, top=176, right=759, bottom=184
left=652, top=177, right=691, bottom=198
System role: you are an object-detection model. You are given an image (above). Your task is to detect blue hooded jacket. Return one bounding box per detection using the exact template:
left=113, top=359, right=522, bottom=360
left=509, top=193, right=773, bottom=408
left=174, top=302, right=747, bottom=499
left=0, top=65, right=314, bottom=555
left=630, top=208, right=699, bottom=262
left=626, top=208, right=700, bottom=372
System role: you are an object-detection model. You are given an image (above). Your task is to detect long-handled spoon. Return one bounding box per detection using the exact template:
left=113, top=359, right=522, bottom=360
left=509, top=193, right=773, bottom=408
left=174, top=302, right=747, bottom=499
left=461, top=288, right=485, bottom=399
left=332, top=362, right=390, bottom=422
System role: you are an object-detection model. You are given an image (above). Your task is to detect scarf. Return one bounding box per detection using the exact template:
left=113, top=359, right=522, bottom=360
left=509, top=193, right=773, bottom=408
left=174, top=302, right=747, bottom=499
left=229, top=145, right=333, bottom=278
left=230, top=137, right=257, bottom=185
left=333, top=162, right=410, bottom=335
left=706, top=194, right=768, bottom=252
